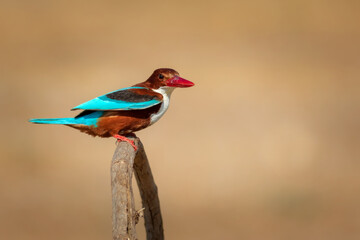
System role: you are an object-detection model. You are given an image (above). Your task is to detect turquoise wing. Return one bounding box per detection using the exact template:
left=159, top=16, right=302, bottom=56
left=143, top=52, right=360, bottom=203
left=72, top=87, right=162, bottom=111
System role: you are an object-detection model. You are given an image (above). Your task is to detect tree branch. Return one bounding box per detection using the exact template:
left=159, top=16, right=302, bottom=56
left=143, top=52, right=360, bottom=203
left=111, top=137, right=164, bottom=240
left=111, top=139, right=137, bottom=240
left=133, top=139, right=164, bottom=240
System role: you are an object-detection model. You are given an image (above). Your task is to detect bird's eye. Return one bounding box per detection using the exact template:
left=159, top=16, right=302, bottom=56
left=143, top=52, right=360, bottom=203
left=159, top=74, right=164, bottom=79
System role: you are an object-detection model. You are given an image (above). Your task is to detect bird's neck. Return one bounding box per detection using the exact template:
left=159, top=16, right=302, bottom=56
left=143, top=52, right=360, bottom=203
left=149, top=87, right=175, bottom=125
left=153, top=86, right=175, bottom=98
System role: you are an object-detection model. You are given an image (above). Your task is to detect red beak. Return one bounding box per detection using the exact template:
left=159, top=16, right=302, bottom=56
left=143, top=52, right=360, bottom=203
left=166, top=76, right=194, bottom=88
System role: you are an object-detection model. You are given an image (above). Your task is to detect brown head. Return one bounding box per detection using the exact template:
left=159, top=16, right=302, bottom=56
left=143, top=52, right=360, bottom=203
left=136, top=68, right=194, bottom=89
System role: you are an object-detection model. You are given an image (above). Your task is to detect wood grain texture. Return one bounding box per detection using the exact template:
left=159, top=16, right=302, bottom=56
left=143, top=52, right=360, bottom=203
left=111, top=138, right=137, bottom=240
left=111, top=137, right=164, bottom=240
left=133, top=139, right=164, bottom=240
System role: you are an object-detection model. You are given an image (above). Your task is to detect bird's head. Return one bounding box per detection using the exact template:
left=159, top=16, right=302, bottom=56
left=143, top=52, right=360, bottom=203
left=138, top=68, right=194, bottom=90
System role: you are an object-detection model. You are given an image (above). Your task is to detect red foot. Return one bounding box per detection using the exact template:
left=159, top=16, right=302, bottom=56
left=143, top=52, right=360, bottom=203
left=113, top=134, right=138, bottom=151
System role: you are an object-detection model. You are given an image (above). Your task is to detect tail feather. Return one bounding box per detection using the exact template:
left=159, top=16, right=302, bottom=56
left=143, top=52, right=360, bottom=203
left=29, top=118, right=78, bottom=125
left=29, top=111, right=104, bottom=126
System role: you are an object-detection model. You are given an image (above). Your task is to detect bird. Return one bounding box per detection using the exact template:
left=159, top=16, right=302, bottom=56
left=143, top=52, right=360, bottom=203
left=29, top=68, right=194, bottom=150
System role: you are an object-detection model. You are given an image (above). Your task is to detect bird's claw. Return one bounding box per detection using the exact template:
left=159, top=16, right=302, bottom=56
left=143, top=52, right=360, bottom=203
left=113, top=134, right=138, bottom=151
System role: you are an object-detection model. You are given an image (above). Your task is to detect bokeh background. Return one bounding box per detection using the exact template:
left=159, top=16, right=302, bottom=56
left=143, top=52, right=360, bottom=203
left=1, top=1, right=360, bottom=239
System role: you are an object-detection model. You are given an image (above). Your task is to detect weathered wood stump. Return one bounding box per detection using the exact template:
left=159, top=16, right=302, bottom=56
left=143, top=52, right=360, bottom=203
left=111, top=137, right=164, bottom=240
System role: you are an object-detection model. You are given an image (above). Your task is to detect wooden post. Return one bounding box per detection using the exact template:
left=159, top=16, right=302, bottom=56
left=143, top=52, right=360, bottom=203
left=133, top=139, right=164, bottom=240
left=111, top=138, right=137, bottom=240
left=111, top=137, right=164, bottom=240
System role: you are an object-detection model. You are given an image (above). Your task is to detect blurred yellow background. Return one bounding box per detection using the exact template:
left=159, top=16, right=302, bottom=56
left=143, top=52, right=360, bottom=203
left=1, top=1, right=360, bottom=239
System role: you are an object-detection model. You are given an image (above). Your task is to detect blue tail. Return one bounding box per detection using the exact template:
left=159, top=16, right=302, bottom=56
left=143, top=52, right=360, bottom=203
left=29, top=111, right=104, bottom=127
left=29, top=118, right=78, bottom=125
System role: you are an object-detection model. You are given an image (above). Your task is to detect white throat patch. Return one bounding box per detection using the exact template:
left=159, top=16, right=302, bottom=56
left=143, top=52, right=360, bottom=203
left=150, top=87, right=175, bottom=125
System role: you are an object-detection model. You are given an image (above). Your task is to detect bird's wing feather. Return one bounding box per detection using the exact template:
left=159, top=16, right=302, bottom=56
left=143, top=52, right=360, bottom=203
left=72, top=87, right=162, bottom=111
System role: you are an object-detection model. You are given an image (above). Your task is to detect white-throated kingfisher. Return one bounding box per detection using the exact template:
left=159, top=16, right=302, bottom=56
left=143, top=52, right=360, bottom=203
left=29, top=68, right=194, bottom=150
